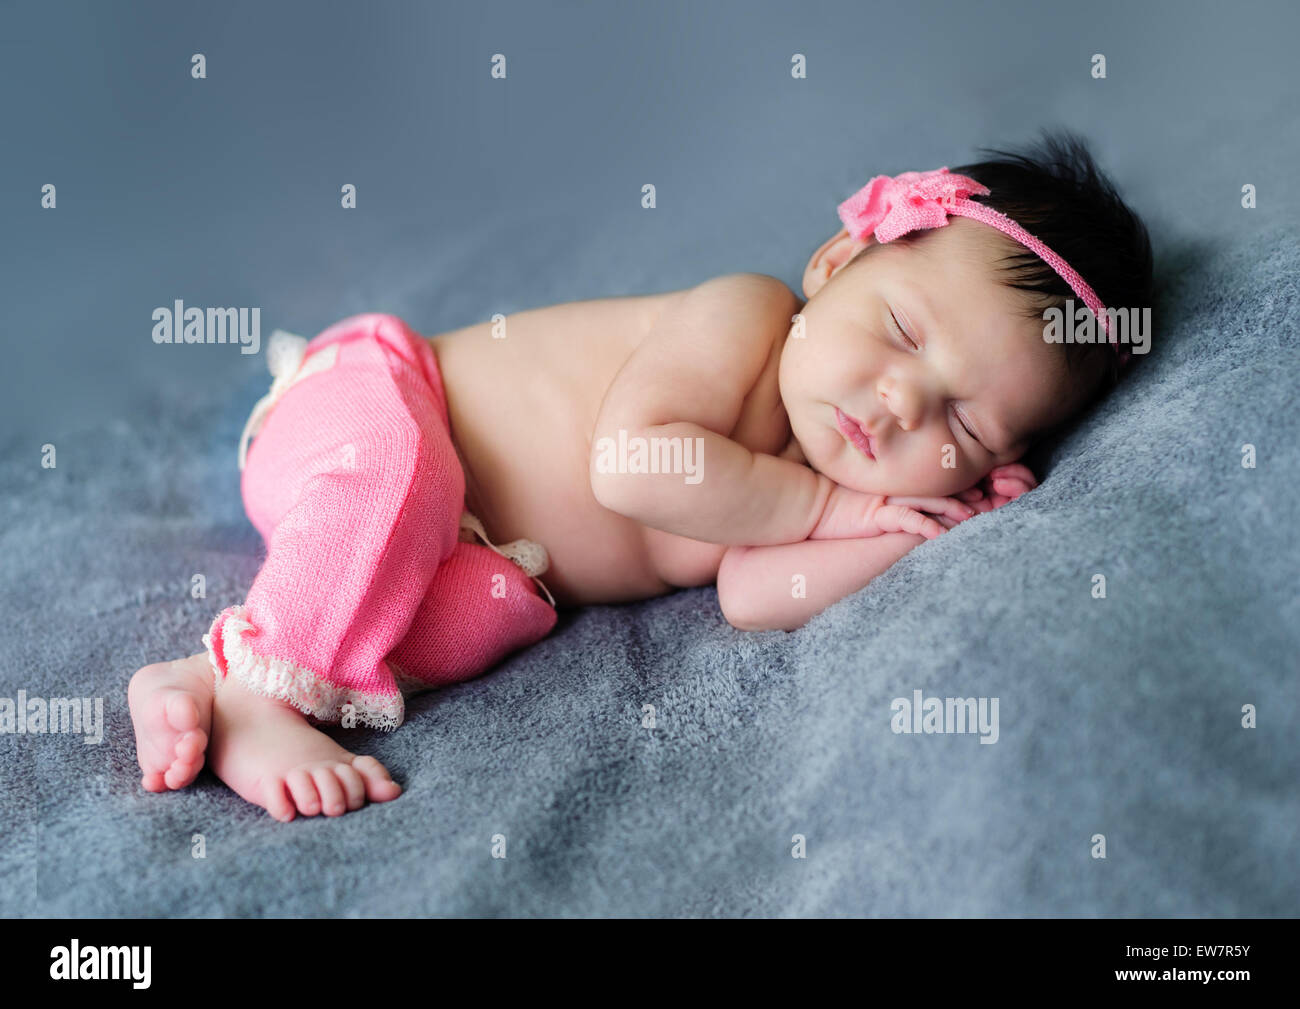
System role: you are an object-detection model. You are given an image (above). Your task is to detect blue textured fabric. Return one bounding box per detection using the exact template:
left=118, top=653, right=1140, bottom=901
left=2, top=0, right=1297, bottom=916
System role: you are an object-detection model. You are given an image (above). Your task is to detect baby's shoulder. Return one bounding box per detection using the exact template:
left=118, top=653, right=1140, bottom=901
left=693, top=272, right=799, bottom=311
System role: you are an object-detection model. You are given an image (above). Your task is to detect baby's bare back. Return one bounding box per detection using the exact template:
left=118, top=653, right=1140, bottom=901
left=429, top=279, right=794, bottom=607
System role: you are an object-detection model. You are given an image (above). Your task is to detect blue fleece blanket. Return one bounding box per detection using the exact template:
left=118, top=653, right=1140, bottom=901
left=2, top=0, right=1297, bottom=916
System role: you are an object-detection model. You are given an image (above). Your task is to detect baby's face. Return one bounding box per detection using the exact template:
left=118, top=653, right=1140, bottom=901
left=780, top=217, right=1078, bottom=498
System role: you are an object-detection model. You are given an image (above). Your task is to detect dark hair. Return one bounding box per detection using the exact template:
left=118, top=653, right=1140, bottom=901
left=892, top=128, right=1154, bottom=405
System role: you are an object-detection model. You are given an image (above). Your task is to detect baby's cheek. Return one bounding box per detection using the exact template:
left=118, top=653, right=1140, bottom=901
left=921, top=442, right=982, bottom=495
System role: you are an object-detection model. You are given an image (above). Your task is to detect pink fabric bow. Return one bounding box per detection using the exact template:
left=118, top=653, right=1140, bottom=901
left=837, top=167, right=990, bottom=244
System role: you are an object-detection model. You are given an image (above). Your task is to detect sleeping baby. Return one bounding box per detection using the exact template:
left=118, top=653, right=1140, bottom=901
left=129, top=129, right=1153, bottom=820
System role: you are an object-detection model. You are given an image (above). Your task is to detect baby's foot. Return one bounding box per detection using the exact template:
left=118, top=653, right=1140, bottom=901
left=128, top=652, right=214, bottom=792
left=207, top=675, right=402, bottom=822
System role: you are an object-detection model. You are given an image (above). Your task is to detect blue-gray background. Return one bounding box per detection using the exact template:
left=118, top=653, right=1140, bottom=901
left=2, top=0, right=1294, bottom=438
left=1, top=1, right=1297, bottom=918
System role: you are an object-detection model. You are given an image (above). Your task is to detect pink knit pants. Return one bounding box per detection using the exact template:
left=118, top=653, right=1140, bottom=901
left=203, top=313, right=557, bottom=730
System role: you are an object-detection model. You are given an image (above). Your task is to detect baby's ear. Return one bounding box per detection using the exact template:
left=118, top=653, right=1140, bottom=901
left=802, top=229, right=871, bottom=298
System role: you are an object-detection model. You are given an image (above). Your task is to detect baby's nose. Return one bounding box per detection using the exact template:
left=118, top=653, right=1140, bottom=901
left=878, top=376, right=921, bottom=431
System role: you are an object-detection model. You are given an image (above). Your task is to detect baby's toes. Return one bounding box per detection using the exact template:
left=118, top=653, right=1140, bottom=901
left=351, top=755, right=402, bottom=802
left=286, top=767, right=322, bottom=817
left=174, top=728, right=207, bottom=762
left=163, top=756, right=204, bottom=790
left=163, top=690, right=202, bottom=734
left=137, top=734, right=180, bottom=782
left=333, top=763, right=367, bottom=811
left=259, top=778, right=297, bottom=823
left=311, top=767, right=349, bottom=816
left=157, top=730, right=207, bottom=789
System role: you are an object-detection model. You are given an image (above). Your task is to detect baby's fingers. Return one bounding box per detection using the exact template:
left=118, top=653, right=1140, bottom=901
left=874, top=504, right=947, bottom=540
left=987, top=462, right=1038, bottom=494
left=885, top=496, right=975, bottom=524
left=990, top=478, right=1031, bottom=500
left=989, top=461, right=1036, bottom=483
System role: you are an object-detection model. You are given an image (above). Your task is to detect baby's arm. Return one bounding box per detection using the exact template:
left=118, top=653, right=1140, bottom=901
left=590, top=274, right=943, bottom=545
left=590, top=273, right=825, bottom=545
left=716, top=534, right=925, bottom=631
left=717, top=464, right=1040, bottom=631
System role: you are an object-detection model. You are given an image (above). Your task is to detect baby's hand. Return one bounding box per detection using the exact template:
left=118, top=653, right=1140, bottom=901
left=810, top=483, right=949, bottom=541
left=875, top=493, right=978, bottom=533
left=885, top=463, right=1039, bottom=530
left=976, top=462, right=1038, bottom=509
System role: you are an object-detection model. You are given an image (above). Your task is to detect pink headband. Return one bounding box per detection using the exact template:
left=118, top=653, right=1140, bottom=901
left=838, top=167, right=1121, bottom=354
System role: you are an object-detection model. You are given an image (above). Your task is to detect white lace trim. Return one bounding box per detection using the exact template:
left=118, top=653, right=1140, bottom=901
left=458, top=510, right=558, bottom=608
left=202, top=605, right=404, bottom=731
